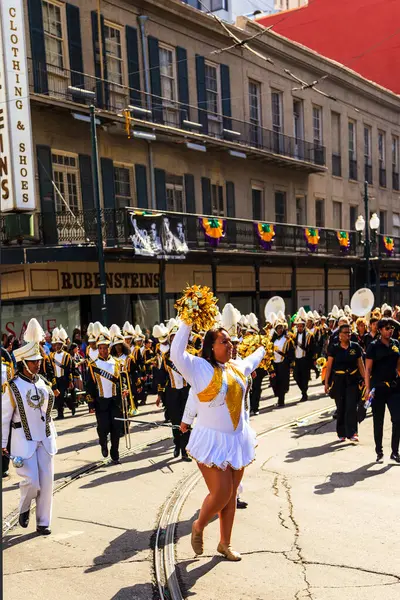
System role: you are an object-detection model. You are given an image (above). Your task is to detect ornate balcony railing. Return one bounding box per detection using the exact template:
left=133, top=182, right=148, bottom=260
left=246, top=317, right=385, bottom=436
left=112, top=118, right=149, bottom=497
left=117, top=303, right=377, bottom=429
left=28, top=59, right=326, bottom=168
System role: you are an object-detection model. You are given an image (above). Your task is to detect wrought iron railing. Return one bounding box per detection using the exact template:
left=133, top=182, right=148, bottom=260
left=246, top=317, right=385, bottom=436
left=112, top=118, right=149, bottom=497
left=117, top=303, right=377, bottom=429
left=27, top=59, right=326, bottom=167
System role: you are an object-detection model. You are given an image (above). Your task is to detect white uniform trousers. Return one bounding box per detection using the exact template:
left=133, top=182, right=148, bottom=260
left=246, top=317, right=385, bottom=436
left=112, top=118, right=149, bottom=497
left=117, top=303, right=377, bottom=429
left=18, top=442, right=54, bottom=527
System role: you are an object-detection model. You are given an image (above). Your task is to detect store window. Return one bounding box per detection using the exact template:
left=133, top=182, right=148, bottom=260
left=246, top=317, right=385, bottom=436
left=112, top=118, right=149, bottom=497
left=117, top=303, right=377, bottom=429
left=52, top=152, right=81, bottom=213
left=42, top=0, right=65, bottom=68
left=1, top=299, right=80, bottom=343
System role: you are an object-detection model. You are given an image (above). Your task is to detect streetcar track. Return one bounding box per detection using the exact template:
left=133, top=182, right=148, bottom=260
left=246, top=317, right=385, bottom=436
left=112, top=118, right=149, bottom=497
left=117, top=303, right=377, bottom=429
left=153, top=403, right=335, bottom=600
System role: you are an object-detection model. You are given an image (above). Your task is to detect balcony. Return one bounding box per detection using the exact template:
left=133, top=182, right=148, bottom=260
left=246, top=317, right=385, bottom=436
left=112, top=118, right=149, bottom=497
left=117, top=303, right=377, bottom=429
left=364, top=162, right=373, bottom=184
left=27, top=59, right=326, bottom=172
left=393, top=170, right=400, bottom=191
left=1, top=208, right=361, bottom=260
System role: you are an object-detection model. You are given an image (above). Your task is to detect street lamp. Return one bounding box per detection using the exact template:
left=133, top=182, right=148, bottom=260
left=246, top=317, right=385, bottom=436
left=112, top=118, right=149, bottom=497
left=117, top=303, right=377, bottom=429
left=356, top=182, right=380, bottom=288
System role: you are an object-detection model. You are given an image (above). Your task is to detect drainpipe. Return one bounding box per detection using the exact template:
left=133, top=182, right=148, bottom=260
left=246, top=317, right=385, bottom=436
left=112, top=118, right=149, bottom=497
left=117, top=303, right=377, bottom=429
left=138, top=15, right=156, bottom=210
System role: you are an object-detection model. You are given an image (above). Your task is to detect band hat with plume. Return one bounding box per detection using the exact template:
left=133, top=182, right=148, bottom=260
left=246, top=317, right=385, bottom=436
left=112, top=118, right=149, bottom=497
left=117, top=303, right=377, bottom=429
left=134, top=324, right=146, bottom=341
left=109, top=324, right=125, bottom=347
left=313, top=310, right=320, bottom=321
left=166, top=318, right=179, bottom=337
left=306, top=311, right=314, bottom=322
left=96, top=326, right=111, bottom=346
left=294, top=314, right=306, bottom=325
left=246, top=313, right=259, bottom=333
left=87, top=322, right=96, bottom=343
left=122, top=321, right=135, bottom=339
left=265, top=311, right=277, bottom=327
left=14, top=342, right=42, bottom=363
left=381, top=303, right=392, bottom=314
left=221, top=303, right=240, bottom=341
left=153, top=323, right=169, bottom=343
left=58, top=326, right=68, bottom=344
left=24, top=318, right=45, bottom=343
left=275, top=310, right=288, bottom=328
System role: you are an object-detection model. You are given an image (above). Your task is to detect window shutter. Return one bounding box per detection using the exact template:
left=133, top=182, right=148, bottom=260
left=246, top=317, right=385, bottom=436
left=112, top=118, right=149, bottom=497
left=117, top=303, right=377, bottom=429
left=66, top=4, right=84, bottom=100
left=184, top=174, right=196, bottom=214
left=135, top=164, right=148, bottom=208
left=220, top=64, right=232, bottom=130
left=27, top=0, right=48, bottom=94
left=37, top=145, right=57, bottom=244
left=147, top=36, right=163, bottom=123
left=79, top=154, right=96, bottom=241
left=201, top=177, right=212, bottom=215
left=226, top=180, right=236, bottom=244
left=126, top=26, right=141, bottom=107
left=101, top=158, right=116, bottom=211
left=154, top=169, right=167, bottom=211
left=176, top=47, right=189, bottom=125
left=196, top=55, right=208, bottom=134
left=91, top=11, right=109, bottom=109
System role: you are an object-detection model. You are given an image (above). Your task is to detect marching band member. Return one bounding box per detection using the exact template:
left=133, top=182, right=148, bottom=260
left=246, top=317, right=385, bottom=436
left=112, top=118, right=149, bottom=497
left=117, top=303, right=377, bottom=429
left=270, top=312, right=294, bottom=408
left=143, top=337, right=156, bottom=396
left=293, top=310, right=315, bottom=403
left=110, top=325, right=137, bottom=416
left=2, top=347, right=14, bottom=478
left=173, top=285, right=265, bottom=562
left=245, top=314, right=265, bottom=416
left=365, top=318, right=400, bottom=463
left=355, top=317, right=373, bottom=352
left=49, top=327, right=75, bottom=420
left=122, top=321, right=135, bottom=352
left=86, top=327, right=125, bottom=463
left=2, top=318, right=57, bottom=535
left=132, top=325, right=147, bottom=405
left=157, top=321, right=191, bottom=461
left=86, top=322, right=99, bottom=362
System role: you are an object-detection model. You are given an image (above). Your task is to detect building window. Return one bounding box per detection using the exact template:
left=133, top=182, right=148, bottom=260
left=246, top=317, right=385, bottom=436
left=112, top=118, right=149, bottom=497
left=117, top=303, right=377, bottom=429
left=252, top=188, right=263, bottom=221
left=348, top=120, right=357, bottom=180
left=52, top=152, right=81, bottom=213
left=378, top=131, right=386, bottom=166
left=274, top=191, right=286, bottom=223
left=205, top=62, right=221, bottom=135
left=312, top=105, right=322, bottom=145
left=349, top=205, right=357, bottom=230
left=393, top=213, right=400, bottom=237
left=379, top=210, right=386, bottom=235
left=42, top=1, right=64, bottom=68
left=315, top=198, right=325, bottom=228
left=271, top=91, right=283, bottom=133
left=333, top=201, right=342, bottom=229
left=166, top=175, right=185, bottom=212
left=331, top=112, right=341, bottom=176
left=104, top=23, right=123, bottom=86
left=211, top=184, right=224, bottom=216
left=364, top=125, right=372, bottom=183
left=296, top=195, right=306, bottom=225
left=392, top=135, right=399, bottom=190
left=159, top=45, right=179, bottom=125
left=114, top=165, right=133, bottom=209
left=293, top=100, right=304, bottom=159
left=249, top=80, right=261, bottom=146
left=198, top=0, right=228, bottom=10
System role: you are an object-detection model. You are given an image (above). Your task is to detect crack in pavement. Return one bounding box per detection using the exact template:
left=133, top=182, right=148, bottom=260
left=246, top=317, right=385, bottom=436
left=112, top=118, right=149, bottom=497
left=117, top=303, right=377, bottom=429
left=304, top=560, right=400, bottom=583
left=4, top=556, right=151, bottom=576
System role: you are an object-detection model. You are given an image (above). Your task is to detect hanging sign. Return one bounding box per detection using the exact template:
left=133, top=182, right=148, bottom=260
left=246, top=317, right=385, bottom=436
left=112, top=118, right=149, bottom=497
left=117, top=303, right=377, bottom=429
left=0, top=0, right=36, bottom=211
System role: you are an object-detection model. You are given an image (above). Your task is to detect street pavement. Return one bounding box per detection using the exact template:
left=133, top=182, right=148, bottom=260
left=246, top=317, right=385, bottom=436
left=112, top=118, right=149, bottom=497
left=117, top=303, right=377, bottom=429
left=3, top=376, right=399, bottom=600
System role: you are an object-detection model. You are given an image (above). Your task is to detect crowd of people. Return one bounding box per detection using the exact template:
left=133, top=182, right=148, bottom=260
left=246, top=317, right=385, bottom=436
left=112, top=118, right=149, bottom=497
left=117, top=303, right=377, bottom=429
left=1, top=291, right=400, bottom=553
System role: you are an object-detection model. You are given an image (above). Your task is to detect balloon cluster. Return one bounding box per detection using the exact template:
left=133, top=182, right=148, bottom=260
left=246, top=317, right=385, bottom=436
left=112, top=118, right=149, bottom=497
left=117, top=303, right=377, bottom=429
left=175, top=285, right=219, bottom=332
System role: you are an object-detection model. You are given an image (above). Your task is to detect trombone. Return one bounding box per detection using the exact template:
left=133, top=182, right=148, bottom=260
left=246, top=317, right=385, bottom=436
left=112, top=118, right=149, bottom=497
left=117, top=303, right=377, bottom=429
left=119, top=369, right=132, bottom=450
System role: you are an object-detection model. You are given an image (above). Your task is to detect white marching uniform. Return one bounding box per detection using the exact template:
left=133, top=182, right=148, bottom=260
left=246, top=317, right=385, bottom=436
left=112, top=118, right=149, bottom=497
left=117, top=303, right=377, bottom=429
left=171, top=323, right=265, bottom=470
left=87, top=346, right=99, bottom=362
left=2, top=374, right=57, bottom=527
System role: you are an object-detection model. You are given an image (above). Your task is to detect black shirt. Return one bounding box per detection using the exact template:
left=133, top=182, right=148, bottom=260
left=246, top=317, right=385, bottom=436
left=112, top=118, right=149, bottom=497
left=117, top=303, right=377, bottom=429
left=365, top=338, right=400, bottom=387
left=328, top=341, right=362, bottom=373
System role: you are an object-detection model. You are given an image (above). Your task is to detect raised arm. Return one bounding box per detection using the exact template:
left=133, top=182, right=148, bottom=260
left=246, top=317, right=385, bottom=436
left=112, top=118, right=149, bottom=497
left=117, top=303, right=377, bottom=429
left=238, top=346, right=266, bottom=377
left=170, top=322, right=212, bottom=392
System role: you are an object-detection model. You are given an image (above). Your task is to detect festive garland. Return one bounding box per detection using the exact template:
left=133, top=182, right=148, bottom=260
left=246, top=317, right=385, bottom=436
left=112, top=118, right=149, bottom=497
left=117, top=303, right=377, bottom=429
left=383, top=236, right=394, bottom=256
left=254, top=222, right=275, bottom=250
left=174, top=284, right=219, bottom=332
left=337, top=230, right=350, bottom=253
left=199, top=217, right=226, bottom=247
left=304, top=227, right=320, bottom=253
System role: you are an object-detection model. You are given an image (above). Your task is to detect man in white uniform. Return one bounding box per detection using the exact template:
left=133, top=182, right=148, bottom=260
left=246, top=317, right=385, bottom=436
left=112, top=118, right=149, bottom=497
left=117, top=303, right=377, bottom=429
left=2, top=334, right=57, bottom=535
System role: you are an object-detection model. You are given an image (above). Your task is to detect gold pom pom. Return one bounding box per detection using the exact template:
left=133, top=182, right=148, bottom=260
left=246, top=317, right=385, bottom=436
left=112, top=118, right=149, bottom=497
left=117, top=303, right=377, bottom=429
left=175, top=285, right=219, bottom=332
left=238, top=333, right=274, bottom=371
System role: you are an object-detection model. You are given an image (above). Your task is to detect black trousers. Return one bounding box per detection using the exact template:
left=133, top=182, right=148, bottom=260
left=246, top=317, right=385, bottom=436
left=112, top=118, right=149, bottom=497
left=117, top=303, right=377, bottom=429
left=165, top=387, right=190, bottom=453
left=333, top=377, right=359, bottom=438
left=95, top=396, right=123, bottom=461
left=55, top=378, right=75, bottom=417
left=293, top=358, right=311, bottom=398
left=250, top=369, right=265, bottom=413
left=372, top=390, right=400, bottom=454
left=272, top=361, right=290, bottom=406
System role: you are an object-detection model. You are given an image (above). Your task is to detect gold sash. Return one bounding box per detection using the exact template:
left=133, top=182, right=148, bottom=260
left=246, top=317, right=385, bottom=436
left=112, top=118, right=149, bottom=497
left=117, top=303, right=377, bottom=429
left=197, top=364, right=246, bottom=430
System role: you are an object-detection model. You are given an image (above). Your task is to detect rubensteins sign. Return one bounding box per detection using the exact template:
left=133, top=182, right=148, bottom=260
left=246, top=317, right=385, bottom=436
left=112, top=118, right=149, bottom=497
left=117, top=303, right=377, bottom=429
left=0, top=0, right=36, bottom=211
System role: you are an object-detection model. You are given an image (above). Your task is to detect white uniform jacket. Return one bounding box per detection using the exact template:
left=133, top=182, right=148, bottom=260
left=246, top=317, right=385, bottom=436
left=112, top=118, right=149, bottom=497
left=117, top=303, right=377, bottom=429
left=2, top=373, right=58, bottom=459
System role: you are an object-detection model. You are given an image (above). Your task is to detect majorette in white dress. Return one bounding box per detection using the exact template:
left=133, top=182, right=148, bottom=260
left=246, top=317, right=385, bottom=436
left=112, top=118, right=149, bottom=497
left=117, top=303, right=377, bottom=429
left=171, top=323, right=265, bottom=470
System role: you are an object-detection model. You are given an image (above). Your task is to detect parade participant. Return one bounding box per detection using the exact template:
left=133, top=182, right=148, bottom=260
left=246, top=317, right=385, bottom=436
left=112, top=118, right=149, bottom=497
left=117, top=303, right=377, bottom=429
left=2, top=319, right=57, bottom=535
left=172, top=285, right=265, bottom=561
left=86, top=327, right=126, bottom=463
left=86, top=323, right=99, bottom=362
left=157, top=321, right=191, bottom=461
left=325, top=323, right=365, bottom=442
left=293, top=312, right=315, bottom=402
left=131, top=325, right=147, bottom=405
left=355, top=317, right=372, bottom=352
left=122, top=321, right=135, bottom=352
left=152, top=323, right=170, bottom=404
left=49, top=327, right=75, bottom=420
left=369, top=311, right=380, bottom=342
left=243, top=314, right=265, bottom=416
left=143, top=337, right=156, bottom=396
left=270, top=313, right=294, bottom=408
left=2, top=347, right=14, bottom=478
left=365, top=318, right=400, bottom=463
left=109, top=324, right=136, bottom=416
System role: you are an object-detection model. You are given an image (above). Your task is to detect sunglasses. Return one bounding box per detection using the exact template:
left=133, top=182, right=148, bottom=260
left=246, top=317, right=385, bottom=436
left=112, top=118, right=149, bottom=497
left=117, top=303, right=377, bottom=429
left=383, top=326, right=394, bottom=331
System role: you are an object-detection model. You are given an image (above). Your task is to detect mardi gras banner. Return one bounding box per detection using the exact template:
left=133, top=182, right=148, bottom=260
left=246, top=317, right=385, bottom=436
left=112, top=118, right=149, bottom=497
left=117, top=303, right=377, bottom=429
left=383, top=236, right=394, bottom=256
left=305, top=227, right=320, bottom=253
left=199, top=217, right=226, bottom=247
left=254, top=222, right=275, bottom=250
left=337, top=230, right=350, bottom=253
left=129, top=211, right=189, bottom=257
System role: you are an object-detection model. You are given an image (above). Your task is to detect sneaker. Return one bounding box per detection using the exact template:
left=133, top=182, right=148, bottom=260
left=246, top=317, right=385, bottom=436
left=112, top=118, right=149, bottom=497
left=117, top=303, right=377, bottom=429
left=236, top=498, right=248, bottom=509
left=350, top=434, right=359, bottom=443
left=253, top=410, right=260, bottom=415
left=338, top=437, right=346, bottom=442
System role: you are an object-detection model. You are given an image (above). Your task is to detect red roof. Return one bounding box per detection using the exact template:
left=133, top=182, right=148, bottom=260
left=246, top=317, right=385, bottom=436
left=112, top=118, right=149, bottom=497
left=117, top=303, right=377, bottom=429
left=257, top=0, right=400, bottom=94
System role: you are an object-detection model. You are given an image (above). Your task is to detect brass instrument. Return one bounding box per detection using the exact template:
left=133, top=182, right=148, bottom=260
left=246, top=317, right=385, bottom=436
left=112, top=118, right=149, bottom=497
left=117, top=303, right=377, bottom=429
left=118, top=364, right=133, bottom=450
